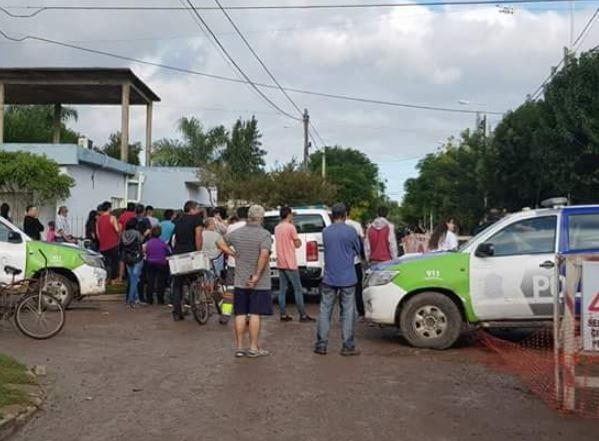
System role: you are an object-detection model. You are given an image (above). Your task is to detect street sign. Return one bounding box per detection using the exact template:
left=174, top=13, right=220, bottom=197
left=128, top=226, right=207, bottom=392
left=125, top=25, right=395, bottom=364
left=582, top=262, right=599, bottom=351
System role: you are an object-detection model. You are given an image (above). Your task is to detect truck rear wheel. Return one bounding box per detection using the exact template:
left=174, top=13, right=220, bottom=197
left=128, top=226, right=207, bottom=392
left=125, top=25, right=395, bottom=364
left=399, top=292, right=462, bottom=350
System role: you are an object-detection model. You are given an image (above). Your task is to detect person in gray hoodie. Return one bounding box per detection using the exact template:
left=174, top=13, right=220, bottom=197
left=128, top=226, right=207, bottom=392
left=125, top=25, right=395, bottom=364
left=365, top=207, right=398, bottom=264
left=120, top=218, right=144, bottom=307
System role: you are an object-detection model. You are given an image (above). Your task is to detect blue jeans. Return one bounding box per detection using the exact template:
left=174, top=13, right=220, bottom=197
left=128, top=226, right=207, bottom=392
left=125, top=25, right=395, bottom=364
left=278, top=269, right=306, bottom=316
left=126, top=261, right=143, bottom=304
left=316, top=284, right=356, bottom=350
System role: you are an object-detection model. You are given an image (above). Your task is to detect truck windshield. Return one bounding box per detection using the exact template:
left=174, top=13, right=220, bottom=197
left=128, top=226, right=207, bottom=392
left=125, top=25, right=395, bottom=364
left=264, top=215, right=326, bottom=235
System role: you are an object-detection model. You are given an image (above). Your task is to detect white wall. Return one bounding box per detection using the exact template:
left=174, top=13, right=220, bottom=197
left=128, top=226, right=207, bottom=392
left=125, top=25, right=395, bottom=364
left=139, top=167, right=213, bottom=210
left=53, top=165, right=128, bottom=237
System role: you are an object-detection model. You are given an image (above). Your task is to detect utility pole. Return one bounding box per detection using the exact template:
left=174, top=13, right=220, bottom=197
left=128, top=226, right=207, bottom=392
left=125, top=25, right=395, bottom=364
left=321, top=147, right=326, bottom=179
left=303, top=108, right=310, bottom=168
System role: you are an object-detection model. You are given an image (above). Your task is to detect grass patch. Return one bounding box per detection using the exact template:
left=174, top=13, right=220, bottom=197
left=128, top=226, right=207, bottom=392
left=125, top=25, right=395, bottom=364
left=0, top=354, right=34, bottom=407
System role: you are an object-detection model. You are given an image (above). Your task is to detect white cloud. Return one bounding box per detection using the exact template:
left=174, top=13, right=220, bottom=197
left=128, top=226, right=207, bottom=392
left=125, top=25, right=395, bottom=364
left=0, top=1, right=594, bottom=200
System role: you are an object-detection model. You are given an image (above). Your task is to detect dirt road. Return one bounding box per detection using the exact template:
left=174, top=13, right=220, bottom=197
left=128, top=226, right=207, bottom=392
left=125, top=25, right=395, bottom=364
left=1, top=299, right=597, bottom=441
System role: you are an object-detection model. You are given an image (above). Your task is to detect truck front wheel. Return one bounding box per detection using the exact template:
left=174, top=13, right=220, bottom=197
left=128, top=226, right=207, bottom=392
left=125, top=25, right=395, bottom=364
left=43, top=272, right=76, bottom=308
left=399, top=292, right=463, bottom=350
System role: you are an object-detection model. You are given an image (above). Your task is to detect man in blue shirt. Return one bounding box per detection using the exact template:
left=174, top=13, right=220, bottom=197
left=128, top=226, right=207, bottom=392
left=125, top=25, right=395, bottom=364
left=159, top=209, right=176, bottom=245
left=315, top=203, right=362, bottom=356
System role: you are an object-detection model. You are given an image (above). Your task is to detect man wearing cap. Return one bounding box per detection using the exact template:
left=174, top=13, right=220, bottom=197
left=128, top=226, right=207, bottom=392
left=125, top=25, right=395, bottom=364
left=218, top=205, right=273, bottom=359
left=315, top=203, right=362, bottom=356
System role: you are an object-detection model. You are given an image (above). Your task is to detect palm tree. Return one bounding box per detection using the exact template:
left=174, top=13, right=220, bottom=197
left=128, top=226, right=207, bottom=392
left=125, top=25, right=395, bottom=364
left=151, top=117, right=227, bottom=167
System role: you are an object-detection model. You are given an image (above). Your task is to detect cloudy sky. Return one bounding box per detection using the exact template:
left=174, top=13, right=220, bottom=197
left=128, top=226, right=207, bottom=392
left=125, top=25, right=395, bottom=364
left=1, top=0, right=597, bottom=200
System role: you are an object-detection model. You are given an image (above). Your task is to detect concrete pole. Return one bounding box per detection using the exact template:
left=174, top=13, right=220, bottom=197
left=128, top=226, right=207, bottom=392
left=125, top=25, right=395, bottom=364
left=145, top=102, right=153, bottom=167
left=52, top=103, right=61, bottom=144
left=0, top=82, right=4, bottom=144
left=121, top=83, right=130, bottom=163
left=303, top=109, right=310, bottom=168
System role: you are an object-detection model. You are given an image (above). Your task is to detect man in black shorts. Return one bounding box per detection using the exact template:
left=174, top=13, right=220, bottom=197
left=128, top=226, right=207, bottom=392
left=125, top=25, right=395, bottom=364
left=171, top=201, right=204, bottom=321
left=218, top=205, right=272, bottom=358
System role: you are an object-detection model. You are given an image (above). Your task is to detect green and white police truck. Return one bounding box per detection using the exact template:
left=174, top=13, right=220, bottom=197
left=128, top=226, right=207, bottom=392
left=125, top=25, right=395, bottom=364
left=0, top=215, right=106, bottom=306
left=364, top=202, right=596, bottom=349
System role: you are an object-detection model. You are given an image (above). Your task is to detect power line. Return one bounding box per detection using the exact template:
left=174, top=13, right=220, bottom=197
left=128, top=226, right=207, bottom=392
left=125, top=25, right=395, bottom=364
left=211, top=0, right=330, bottom=154
left=1, top=0, right=598, bottom=17
left=0, top=29, right=504, bottom=115
left=573, top=7, right=599, bottom=47
left=529, top=7, right=599, bottom=100
left=181, top=0, right=300, bottom=121
left=212, top=0, right=303, bottom=117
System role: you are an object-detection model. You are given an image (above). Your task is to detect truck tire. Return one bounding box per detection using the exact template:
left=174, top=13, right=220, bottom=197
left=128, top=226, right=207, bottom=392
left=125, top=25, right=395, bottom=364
left=399, top=292, right=463, bottom=350
left=43, top=272, right=76, bottom=308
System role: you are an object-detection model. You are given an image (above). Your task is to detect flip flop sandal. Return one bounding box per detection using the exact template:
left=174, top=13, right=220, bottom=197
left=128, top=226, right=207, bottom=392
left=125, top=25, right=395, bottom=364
left=235, top=350, right=246, bottom=358
left=247, top=349, right=271, bottom=358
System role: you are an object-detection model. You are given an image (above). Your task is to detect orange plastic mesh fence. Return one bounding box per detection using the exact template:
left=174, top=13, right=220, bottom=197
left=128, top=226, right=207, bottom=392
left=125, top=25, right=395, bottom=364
left=477, top=327, right=599, bottom=418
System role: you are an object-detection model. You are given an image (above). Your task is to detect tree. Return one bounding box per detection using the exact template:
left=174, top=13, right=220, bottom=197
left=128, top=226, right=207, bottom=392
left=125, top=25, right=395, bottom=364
left=100, top=132, right=142, bottom=165
left=0, top=151, right=75, bottom=202
left=309, top=146, right=385, bottom=216
left=219, top=116, right=266, bottom=176
left=198, top=160, right=336, bottom=208
left=401, top=131, right=489, bottom=233
left=3, top=105, right=80, bottom=143
left=152, top=117, right=227, bottom=166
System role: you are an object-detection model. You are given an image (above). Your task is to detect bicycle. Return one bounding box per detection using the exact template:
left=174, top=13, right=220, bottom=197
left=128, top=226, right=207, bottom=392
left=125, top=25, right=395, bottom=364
left=187, top=252, right=227, bottom=326
left=0, top=250, right=66, bottom=339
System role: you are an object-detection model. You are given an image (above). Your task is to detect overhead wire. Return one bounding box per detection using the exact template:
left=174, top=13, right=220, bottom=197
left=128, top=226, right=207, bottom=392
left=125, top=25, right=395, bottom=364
left=529, top=7, right=599, bottom=100
left=2, top=0, right=599, bottom=17
left=0, top=29, right=504, bottom=115
left=182, top=0, right=301, bottom=120
left=176, top=0, right=292, bottom=120
left=212, top=0, right=330, bottom=152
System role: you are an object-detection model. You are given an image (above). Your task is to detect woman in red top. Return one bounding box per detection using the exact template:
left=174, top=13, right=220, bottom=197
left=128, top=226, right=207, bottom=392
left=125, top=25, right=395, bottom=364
left=96, top=201, right=121, bottom=284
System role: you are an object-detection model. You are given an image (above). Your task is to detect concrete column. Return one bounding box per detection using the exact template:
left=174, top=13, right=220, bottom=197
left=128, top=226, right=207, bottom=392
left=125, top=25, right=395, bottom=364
left=145, top=102, right=153, bottom=166
left=120, top=83, right=130, bottom=162
left=52, top=103, right=61, bottom=144
left=0, top=82, right=4, bottom=145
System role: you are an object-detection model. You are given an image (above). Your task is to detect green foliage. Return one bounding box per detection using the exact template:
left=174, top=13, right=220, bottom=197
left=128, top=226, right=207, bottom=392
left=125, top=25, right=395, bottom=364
left=199, top=160, right=336, bottom=208
left=152, top=117, right=227, bottom=166
left=100, top=131, right=142, bottom=165
left=401, top=132, right=489, bottom=232
left=219, top=116, right=266, bottom=176
left=403, top=48, right=599, bottom=233
left=0, top=151, right=74, bottom=202
left=3, top=105, right=80, bottom=143
left=308, top=146, right=385, bottom=215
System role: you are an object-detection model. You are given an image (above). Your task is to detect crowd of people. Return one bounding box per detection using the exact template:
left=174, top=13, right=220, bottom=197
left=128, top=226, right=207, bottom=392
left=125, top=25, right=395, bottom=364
left=1, top=198, right=463, bottom=359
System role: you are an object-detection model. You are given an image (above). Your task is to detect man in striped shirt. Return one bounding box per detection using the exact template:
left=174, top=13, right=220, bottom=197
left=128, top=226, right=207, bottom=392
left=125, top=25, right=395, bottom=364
left=218, top=205, right=273, bottom=359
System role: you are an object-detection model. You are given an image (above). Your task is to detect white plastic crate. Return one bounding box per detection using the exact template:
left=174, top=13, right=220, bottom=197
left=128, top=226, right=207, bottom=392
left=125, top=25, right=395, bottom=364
left=167, top=251, right=211, bottom=275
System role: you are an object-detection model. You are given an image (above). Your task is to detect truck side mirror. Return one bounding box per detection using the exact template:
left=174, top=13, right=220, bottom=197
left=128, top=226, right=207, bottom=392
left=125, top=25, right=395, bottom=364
left=475, top=242, right=494, bottom=257
left=7, top=231, right=22, bottom=244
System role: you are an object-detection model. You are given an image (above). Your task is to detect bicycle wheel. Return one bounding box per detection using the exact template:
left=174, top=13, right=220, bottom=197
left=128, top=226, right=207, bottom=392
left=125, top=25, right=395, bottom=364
left=15, top=292, right=65, bottom=339
left=190, top=279, right=210, bottom=325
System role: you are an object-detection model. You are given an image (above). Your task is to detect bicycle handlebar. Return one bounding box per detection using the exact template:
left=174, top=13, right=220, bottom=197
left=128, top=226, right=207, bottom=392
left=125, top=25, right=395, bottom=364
left=38, top=249, right=48, bottom=267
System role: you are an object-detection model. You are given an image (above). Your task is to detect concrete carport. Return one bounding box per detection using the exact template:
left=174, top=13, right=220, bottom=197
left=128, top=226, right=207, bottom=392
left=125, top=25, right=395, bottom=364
left=0, top=68, right=160, bottom=165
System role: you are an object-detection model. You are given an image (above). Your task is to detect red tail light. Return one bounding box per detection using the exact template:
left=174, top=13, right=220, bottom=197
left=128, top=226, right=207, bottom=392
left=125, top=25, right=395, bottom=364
left=306, top=241, right=318, bottom=262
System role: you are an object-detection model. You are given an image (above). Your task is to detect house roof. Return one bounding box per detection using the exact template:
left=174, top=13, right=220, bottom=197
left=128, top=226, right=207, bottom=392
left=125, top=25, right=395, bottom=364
left=0, top=143, right=138, bottom=175
left=0, top=68, right=160, bottom=105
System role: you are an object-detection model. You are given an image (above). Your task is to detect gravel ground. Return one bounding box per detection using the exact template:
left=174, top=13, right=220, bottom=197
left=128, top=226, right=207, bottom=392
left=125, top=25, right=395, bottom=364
left=1, top=298, right=597, bottom=441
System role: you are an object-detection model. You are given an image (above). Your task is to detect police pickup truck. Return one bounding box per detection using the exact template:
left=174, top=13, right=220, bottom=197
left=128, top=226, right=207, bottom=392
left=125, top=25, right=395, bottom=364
left=364, top=200, right=596, bottom=349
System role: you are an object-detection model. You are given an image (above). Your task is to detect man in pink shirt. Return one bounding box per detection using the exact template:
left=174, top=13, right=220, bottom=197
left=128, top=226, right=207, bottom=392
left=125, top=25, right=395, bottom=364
left=275, top=207, right=315, bottom=322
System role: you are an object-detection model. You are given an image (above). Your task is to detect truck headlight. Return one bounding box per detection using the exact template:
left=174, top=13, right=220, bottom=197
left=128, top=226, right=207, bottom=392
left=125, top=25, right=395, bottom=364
left=80, top=253, right=105, bottom=269
left=366, top=270, right=399, bottom=287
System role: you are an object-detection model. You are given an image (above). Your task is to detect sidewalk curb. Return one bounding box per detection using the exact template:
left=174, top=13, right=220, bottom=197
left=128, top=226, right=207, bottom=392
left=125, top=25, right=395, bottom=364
left=0, top=372, right=46, bottom=441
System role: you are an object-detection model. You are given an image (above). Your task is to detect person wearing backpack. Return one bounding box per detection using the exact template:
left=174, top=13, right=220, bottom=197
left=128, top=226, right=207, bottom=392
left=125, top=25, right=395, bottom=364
left=121, top=218, right=144, bottom=308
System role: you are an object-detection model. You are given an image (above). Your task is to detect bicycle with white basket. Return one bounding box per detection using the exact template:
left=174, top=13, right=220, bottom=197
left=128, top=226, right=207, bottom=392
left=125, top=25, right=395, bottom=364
left=168, top=250, right=224, bottom=325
